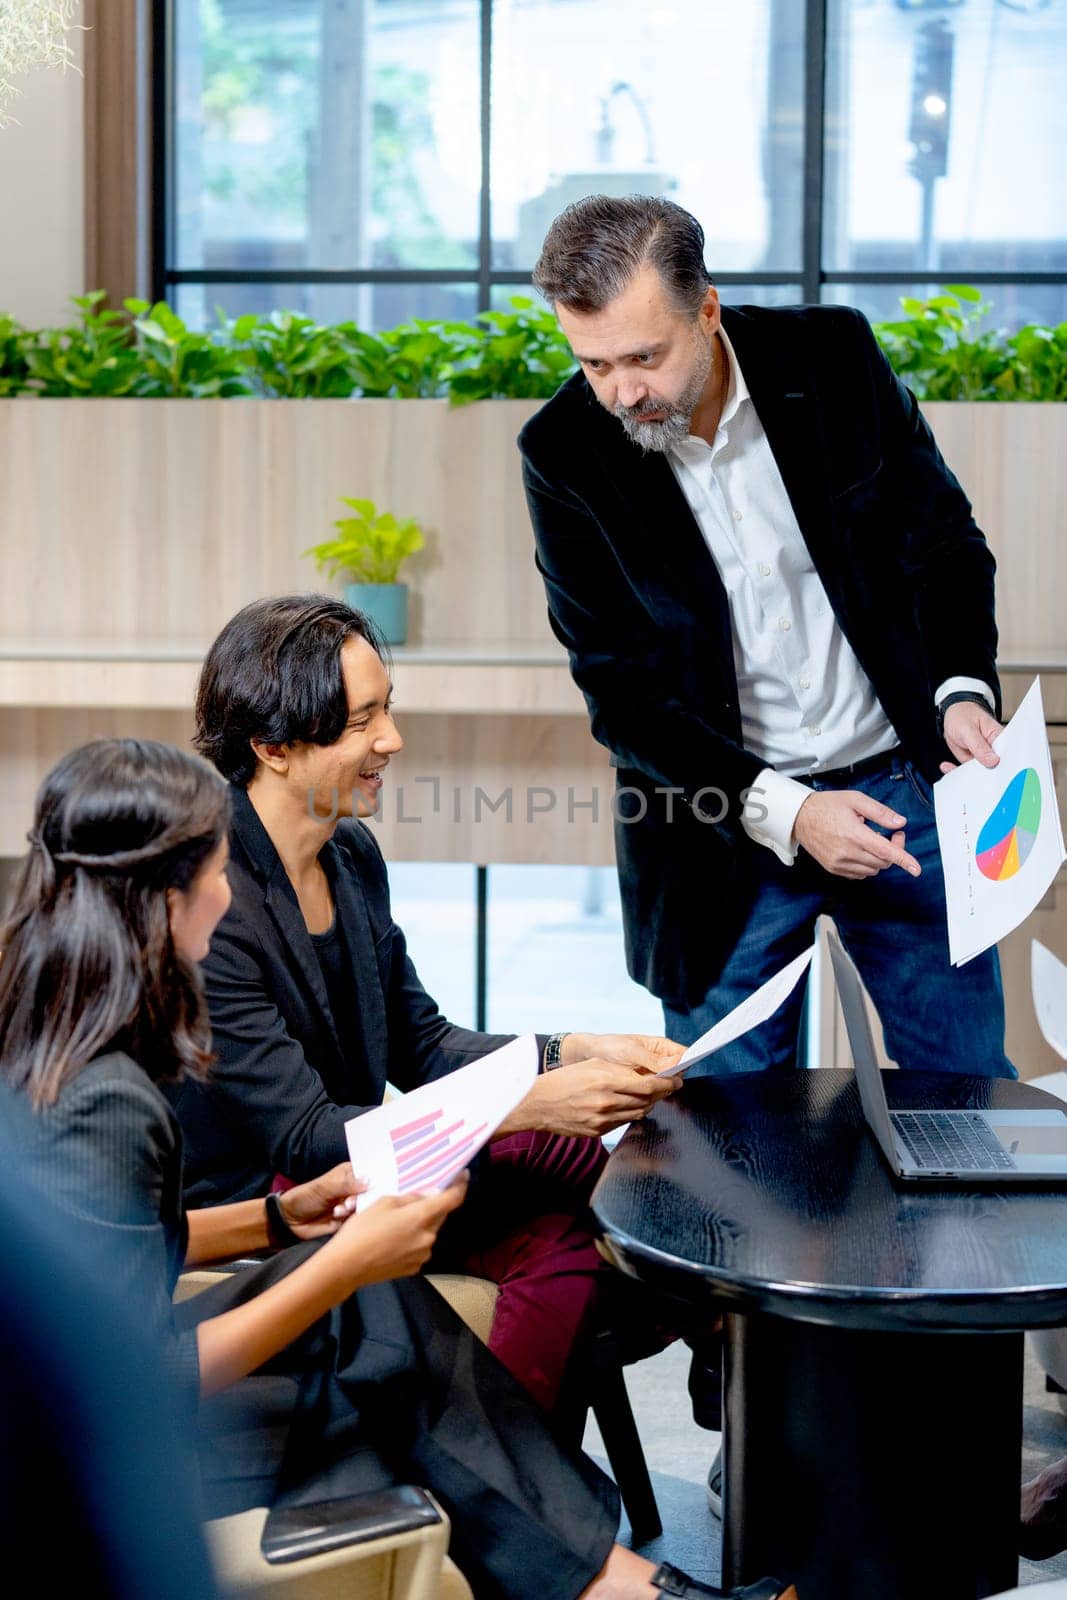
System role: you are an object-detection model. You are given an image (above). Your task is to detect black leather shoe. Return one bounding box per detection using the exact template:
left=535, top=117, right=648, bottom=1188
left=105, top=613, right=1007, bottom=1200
left=651, top=1562, right=789, bottom=1598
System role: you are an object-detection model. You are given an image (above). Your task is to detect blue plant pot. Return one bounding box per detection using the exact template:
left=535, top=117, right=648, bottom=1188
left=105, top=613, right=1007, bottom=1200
left=344, top=583, right=409, bottom=645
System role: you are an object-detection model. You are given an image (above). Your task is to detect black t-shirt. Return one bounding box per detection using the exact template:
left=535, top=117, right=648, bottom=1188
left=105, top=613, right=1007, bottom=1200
left=309, top=918, right=367, bottom=1103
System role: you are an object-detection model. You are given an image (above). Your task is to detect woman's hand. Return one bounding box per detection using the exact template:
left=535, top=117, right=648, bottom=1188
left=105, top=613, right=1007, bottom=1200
left=277, top=1163, right=365, bottom=1240
left=196, top=1175, right=470, bottom=1398
left=323, top=1173, right=470, bottom=1289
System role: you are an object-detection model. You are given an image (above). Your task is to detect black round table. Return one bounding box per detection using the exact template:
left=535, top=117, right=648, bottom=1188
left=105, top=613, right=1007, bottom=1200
left=592, top=1069, right=1067, bottom=1600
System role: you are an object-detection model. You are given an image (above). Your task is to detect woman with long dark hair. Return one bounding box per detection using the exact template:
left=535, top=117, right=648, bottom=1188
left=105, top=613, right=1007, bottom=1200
left=0, top=737, right=790, bottom=1600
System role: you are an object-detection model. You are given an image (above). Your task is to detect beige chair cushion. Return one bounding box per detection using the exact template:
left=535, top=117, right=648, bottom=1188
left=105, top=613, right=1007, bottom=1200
left=425, top=1275, right=500, bottom=1345
left=175, top=1269, right=230, bottom=1303
left=176, top=1270, right=502, bottom=1343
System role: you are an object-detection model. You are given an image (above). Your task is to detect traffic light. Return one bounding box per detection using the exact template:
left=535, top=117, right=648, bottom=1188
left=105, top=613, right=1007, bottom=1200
left=908, top=19, right=954, bottom=181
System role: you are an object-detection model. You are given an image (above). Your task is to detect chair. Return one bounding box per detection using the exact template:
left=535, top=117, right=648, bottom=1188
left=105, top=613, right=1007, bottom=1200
left=179, top=1266, right=662, bottom=1545
left=175, top=1274, right=473, bottom=1600
left=206, top=1500, right=471, bottom=1600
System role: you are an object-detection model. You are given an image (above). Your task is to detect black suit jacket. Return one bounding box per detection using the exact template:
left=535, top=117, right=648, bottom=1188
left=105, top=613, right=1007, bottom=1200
left=171, top=787, right=522, bottom=1205
left=519, top=303, right=1000, bottom=1005
left=17, top=1054, right=201, bottom=1410
left=0, top=1079, right=219, bottom=1600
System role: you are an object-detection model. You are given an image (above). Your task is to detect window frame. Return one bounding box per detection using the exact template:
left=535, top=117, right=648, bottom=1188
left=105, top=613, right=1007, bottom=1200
left=153, top=0, right=1066, bottom=319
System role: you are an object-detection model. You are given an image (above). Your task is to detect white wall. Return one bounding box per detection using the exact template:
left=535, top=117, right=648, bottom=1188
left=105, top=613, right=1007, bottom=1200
left=0, top=27, right=85, bottom=327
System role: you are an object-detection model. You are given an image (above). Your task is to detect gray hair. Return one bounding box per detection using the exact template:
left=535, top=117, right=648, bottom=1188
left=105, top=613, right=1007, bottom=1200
left=532, top=194, right=711, bottom=317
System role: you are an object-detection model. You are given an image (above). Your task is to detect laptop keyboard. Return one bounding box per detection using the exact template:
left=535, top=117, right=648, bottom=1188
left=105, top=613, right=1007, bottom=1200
left=891, top=1111, right=1016, bottom=1172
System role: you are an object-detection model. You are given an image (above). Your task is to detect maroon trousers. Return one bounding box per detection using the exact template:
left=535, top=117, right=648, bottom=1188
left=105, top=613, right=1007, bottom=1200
left=430, top=1129, right=613, bottom=1414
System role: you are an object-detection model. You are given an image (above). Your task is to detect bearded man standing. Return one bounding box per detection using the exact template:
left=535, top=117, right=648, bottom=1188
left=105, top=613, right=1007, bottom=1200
left=519, top=195, right=1014, bottom=1083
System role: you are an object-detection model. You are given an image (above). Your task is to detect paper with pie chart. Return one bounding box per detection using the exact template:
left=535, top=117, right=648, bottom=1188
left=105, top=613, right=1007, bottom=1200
left=344, top=1034, right=539, bottom=1208
left=934, top=678, right=1065, bottom=966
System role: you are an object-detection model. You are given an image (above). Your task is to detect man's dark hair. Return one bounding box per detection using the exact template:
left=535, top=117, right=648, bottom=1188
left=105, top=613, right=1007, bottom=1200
left=194, top=594, right=385, bottom=788
left=532, top=194, right=711, bottom=316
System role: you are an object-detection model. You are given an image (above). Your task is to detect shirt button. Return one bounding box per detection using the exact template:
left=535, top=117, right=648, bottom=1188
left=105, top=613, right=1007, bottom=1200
left=778, top=618, right=791, bottom=631
left=799, top=677, right=811, bottom=690
left=733, top=509, right=743, bottom=522
left=759, top=563, right=771, bottom=576
left=811, top=725, right=822, bottom=736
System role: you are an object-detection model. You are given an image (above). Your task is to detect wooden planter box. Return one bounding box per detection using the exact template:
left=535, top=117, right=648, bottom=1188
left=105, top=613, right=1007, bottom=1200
left=0, top=397, right=1062, bottom=663
left=0, top=397, right=1064, bottom=1076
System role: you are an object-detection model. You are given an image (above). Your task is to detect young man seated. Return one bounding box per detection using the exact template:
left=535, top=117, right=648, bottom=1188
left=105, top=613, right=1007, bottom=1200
left=170, top=594, right=691, bottom=1416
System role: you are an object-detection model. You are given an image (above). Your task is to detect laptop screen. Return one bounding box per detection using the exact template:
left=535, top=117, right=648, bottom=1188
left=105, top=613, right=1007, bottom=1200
left=825, top=930, right=901, bottom=1165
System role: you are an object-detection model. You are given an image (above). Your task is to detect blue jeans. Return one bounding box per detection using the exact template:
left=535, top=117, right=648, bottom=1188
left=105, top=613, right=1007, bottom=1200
left=663, top=750, right=1016, bottom=1079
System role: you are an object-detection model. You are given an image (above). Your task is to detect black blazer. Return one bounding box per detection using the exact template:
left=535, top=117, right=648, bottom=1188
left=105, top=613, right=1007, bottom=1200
left=171, top=788, right=522, bottom=1206
left=18, top=1053, right=201, bottom=1411
left=519, top=303, right=1000, bottom=1006
left=0, top=1081, right=219, bottom=1600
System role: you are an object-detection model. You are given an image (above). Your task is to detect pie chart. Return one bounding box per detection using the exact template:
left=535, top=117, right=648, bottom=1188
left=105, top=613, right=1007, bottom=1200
left=975, top=767, right=1042, bottom=882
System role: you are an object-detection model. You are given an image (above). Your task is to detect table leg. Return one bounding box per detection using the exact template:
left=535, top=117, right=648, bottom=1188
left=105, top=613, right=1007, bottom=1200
left=721, top=1311, right=1023, bottom=1600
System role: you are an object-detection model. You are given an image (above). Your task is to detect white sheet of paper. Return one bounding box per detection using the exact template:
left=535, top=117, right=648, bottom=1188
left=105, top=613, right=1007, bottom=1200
left=659, top=944, right=815, bottom=1078
left=934, top=679, right=1066, bottom=966
left=344, top=1034, right=539, bottom=1208
left=1032, top=940, right=1067, bottom=1061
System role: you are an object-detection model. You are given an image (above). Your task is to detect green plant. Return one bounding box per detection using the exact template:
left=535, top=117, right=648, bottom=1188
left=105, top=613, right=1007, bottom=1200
left=1004, top=321, right=1067, bottom=402
left=371, top=321, right=458, bottom=398
left=126, top=300, right=256, bottom=397
left=23, top=292, right=144, bottom=396
left=872, top=286, right=1014, bottom=401
left=0, top=314, right=31, bottom=396
left=444, top=297, right=578, bottom=403
left=230, top=310, right=361, bottom=398
left=304, top=497, right=425, bottom=585
left=3, top=286, right=1065, bottom=404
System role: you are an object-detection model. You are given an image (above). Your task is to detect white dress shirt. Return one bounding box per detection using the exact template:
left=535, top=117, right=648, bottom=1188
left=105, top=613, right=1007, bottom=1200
left=667, top=328, right=992, bottom=865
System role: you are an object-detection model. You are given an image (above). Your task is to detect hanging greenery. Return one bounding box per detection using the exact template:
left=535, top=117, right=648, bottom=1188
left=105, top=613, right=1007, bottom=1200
left=0, top=0, right=80, bottom=127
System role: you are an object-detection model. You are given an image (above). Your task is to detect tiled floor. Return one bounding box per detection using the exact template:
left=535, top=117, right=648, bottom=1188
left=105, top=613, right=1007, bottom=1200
left=583, top=1335, right=1067, bottom=1592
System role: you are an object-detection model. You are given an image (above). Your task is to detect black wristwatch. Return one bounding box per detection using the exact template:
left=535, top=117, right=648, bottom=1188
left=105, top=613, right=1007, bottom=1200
left=265, top=1190, right=301, bottom=1248
left=936, top=690, right=991, bottom=741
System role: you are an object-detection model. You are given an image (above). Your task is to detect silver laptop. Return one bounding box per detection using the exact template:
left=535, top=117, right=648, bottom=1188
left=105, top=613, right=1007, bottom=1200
left=826, top=929, right=1067, bottom=1182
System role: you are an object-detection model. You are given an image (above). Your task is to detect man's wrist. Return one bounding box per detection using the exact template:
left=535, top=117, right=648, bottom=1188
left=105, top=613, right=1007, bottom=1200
left=744, top=767, right=806, bottom=864
left=936, top=691, right=990, bottom=741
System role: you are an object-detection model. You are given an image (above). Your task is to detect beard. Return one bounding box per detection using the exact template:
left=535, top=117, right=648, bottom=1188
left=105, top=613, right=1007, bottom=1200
left=611, top=339, right=713, bottom=454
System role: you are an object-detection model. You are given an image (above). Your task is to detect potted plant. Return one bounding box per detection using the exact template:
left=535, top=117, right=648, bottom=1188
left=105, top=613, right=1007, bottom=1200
left=305, top=497, right=425, bottom=644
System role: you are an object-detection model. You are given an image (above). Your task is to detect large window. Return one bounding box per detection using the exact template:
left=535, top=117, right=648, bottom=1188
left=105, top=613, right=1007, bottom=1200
left=161, top=0, right=1067, bottom=330
left=388, top=863, right=663, bottom=1033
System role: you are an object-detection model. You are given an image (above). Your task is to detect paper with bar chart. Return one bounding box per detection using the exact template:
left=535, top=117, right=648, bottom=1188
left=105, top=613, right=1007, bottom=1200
left=344, top=1034, right=539, bottom=1207
left=934, top=678, right=1065, bottom=966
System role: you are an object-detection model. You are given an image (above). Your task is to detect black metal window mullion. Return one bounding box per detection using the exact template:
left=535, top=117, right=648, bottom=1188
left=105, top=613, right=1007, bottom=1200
left=478, top=0, right=493, bottom=312
left=151, top=0, right=175, bottom=307
left=802, top=0, right=827, bottom=305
